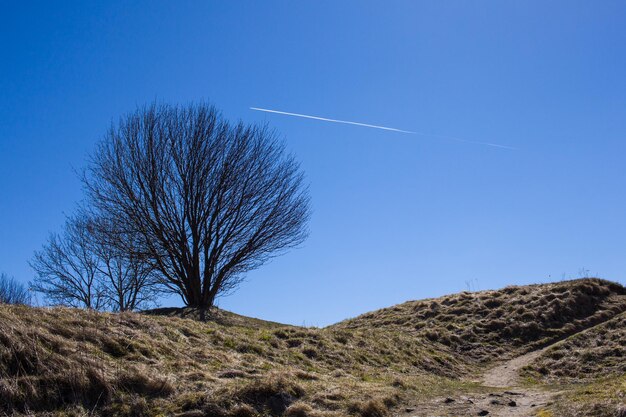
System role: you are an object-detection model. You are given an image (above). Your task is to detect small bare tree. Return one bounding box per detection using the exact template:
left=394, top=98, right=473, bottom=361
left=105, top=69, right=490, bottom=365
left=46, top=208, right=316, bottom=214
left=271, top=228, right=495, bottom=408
left=88, top=216, right=160, bottom=311
left=84, top=103, right=310, bottom=310
left=31, top=217, right=105, bottom=309
left=31, top=214, right=159, bottom=311
left=0, top=273, right=31, bottom=305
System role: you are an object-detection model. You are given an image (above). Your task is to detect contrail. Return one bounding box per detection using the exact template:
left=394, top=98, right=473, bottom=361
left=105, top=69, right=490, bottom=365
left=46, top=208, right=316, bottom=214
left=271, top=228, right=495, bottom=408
left=250, top=107, right=415, bottom=134
left=250, top=107, right=517, bottom=150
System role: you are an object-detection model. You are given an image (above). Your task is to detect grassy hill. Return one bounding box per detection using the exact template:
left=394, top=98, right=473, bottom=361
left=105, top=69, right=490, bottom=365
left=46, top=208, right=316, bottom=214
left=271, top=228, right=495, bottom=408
left=1, top=278, right=625, bottom=417
left=518, top=309, right=626, bottom=417
left=334, top=278, right=626, bottom=362
left=142, top=306, right=291, bottom=329
left=521, top=310, right=626, bottom=382
left=0, top=306, right=470, bottom=417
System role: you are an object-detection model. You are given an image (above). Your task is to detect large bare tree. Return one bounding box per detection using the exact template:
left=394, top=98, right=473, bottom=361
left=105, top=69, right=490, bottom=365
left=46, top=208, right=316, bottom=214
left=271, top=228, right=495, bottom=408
left=84, top=103, right=310, bottom=309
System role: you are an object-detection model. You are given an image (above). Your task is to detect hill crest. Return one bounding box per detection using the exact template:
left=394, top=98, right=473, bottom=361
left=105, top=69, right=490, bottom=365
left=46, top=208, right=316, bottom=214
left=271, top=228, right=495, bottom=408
left=1, top=277, right=625, bottom=417
left=333, top=278, right=626, bottom=362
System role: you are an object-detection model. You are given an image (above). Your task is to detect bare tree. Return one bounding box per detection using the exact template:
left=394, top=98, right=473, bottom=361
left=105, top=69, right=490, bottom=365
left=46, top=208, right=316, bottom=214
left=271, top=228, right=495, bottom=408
left=88, top=215, right=160, bottom=311
left=31, top=217, right=105, bottom=309
left=84, top=103, right=310, bottom=310
left=31, top=214, right=160, bottom=311
left=0, top=273, right=31, bottom=305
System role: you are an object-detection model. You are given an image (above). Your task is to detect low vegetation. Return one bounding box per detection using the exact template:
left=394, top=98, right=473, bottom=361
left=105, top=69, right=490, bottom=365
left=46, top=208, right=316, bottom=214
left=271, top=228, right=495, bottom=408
left=548, top=376, right=626, bottom=417
left=1, top=278, right=624, bottom=416
left=335, top=278, right=626, bottom=362
left=522, top=311, right=626, bottom=382
left=0, top=304, right=471, bottom=416
left=520, top=305, right=626, bottom=417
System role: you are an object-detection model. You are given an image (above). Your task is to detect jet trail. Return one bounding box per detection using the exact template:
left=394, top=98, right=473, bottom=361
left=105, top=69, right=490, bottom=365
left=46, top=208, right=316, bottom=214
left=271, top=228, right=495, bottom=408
left=250, top=107, right=517, bottom=150
left=250, top=107, right=415, bottom=134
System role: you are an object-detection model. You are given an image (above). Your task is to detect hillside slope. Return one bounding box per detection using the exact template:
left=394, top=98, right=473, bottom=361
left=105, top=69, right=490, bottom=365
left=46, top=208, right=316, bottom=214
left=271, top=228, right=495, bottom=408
left=143, top=306, right=291, bottom=329
left=334, top=278, right=626, bottom=363
left=521, top=310, right=626, bottom=382
left=1, top=278, right=624, bottom=417
left=0, top=304, right=468, bottom=417
left=517, top=311, right=626, bottom=417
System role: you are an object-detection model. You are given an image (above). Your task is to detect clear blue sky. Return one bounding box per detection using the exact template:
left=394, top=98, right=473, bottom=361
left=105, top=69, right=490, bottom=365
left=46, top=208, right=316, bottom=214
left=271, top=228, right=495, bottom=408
left=1, top=1, right=625, bottom=326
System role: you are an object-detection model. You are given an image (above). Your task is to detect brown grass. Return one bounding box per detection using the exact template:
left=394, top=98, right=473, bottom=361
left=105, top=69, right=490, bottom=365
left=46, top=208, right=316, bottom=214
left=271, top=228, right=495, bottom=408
left=334, top=278, right=626, bottom=363
left=0, top=304, right=470, bottom=416
left=546, top=375, right=626, bottom=417
left=0, top=278, right=624, bottom=416
left=521, top=311, right=626, bottom=382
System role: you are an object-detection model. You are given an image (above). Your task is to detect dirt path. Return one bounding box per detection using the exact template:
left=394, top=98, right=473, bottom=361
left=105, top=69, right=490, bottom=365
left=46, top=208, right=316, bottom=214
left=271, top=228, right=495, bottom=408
left=396, top=300, right=626, bottom=416
left=482, top=345, right=550, bottom=388
left=398, top=389, right=555, bottom=417
left=397, top=345, right=558, bottom=417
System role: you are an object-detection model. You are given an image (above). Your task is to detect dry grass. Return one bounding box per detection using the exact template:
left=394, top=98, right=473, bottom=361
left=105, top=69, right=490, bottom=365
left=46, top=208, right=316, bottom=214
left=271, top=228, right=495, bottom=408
left=521, top=311, right=626, bottom=382
left=546, top=375, right=626, bottom=417
left=0, top=304, right=471, bottom=416
left=334, top=278, right=626, bottom=363
left=0, top=278, right=624, bottom=416
left=143, top=306, right=289, bottom=330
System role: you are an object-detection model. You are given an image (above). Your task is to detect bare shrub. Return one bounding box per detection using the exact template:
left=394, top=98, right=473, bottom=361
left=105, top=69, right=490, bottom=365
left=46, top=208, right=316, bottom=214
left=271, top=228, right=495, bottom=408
left=30, top=217, right=106, bottom=309
left=31, top=214, right=159, bottom=311
left=0, top=273, right=30, bottom=305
